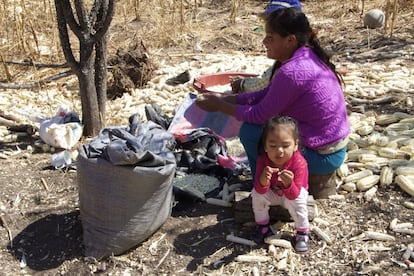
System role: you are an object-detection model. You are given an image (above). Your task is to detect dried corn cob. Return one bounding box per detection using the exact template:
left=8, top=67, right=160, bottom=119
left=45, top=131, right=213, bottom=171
left=395, top=175, right=414, bottom=196
left=344, top=169, right=373, bottom=183
left=380, top=166, right=394, bottom=187
left=357, top=175, right=380, bottom=191
left=375, top=114, right=400, bottom=125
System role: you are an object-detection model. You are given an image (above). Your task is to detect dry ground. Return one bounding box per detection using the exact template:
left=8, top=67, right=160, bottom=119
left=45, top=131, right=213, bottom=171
left=1, top=0, right=414, bottom=275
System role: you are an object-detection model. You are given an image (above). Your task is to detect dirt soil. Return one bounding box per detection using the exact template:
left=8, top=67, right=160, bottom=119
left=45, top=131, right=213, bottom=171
left=1, top=1, right=414, bottom=275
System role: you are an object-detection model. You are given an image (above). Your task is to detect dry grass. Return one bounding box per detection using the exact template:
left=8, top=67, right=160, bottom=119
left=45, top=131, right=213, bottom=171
left=0, top=0, right=413, bottom=84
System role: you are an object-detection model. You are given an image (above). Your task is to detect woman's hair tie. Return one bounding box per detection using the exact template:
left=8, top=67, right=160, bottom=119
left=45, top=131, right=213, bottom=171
left=310, top=29, right=318, bottom=41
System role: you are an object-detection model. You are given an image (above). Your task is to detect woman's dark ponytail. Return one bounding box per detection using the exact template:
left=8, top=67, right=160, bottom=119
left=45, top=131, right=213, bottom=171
left=307, top=29, right=344, bottom=85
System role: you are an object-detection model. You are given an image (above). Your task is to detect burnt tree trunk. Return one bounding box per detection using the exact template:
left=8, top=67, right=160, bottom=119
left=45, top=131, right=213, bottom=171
left=54, top=0, right=115, bottom=137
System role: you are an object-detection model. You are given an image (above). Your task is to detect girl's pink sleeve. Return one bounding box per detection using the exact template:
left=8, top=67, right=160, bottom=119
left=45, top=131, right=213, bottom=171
left=254, top=155, right=270, bottom=194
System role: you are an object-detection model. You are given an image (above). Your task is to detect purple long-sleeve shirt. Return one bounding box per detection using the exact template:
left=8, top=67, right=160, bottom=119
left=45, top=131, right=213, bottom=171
left=235, top=46, right=350, bottom=149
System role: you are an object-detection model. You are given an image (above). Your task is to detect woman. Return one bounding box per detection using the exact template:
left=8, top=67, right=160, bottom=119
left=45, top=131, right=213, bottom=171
left=196, top=8, right=350, bottom=199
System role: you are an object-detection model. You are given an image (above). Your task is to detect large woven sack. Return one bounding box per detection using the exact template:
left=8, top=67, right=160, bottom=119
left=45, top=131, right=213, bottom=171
left=77, top=152, right=175, bottom=259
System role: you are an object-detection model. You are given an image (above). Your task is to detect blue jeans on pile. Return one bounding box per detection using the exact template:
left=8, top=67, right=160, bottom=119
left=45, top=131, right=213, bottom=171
left=239, top=122, right=347, bottom=178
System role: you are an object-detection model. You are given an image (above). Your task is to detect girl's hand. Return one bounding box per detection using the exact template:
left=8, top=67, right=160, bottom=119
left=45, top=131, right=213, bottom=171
left=259, top=166, right=279, bottom=186
left=277, top=169, right=294, bottom=189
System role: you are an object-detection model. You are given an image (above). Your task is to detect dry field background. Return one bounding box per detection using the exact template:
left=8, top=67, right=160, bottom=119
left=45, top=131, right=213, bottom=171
left=1, top=0, right=414, bottom=275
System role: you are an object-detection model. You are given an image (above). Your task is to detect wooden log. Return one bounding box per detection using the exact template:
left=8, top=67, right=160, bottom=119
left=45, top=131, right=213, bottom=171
left=232, top=191, right=317, bottom=224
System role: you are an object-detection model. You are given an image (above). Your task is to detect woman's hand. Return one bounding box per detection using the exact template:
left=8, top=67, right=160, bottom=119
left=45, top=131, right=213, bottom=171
left=195, top=93, right=221, bottom=112
left=230, top=77, right=243, bottom=94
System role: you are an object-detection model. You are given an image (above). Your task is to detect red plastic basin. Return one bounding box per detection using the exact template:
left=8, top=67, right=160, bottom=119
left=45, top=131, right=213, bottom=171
left=193, top=72, right=257, bottom=93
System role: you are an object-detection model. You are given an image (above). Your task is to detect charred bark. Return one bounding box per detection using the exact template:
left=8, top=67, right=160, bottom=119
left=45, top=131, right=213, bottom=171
left=54, top=0, right=115, bottom=137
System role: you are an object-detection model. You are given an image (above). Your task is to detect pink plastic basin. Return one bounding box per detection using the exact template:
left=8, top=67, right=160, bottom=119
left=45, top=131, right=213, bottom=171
left=193, top=72, right=257, bottom=93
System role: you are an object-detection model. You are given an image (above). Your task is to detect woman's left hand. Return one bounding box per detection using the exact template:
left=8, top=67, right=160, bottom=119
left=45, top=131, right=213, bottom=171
left=195, top=93, right=221, bottom=112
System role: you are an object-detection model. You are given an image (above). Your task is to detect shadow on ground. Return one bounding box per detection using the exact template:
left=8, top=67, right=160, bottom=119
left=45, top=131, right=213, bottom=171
left=8, top=211, right=83, bottom=271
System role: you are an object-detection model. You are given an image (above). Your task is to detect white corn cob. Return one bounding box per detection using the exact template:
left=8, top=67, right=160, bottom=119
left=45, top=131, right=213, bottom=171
left=364, top=231, right=395, bottom=241
left=395, top=166, right=414, bottom=176
left=346, top=140, right=359, bottom=151
left=395, top=175, right=414, bottom=196
left=358, top=154, right=389, bottom=166
left=363, top=162, right=381, bottom=174
left=367, top=132, right=389, bottom=147
left=226, top=234, right=256, bottom=246
left=347, top=149, right=377, bottom=162
left=380, top=166, right=394, bottom=187
left=378, top=148, right=411, bottom=160
left=311, top=225, right=333, bottom=244
left=348, top=132, right=361, bottom=141
left=347, top=162, right=367, bottom=169
left=389, top=160, right=414, bottom=169
left=400, top=145, right=414, bottom=155
left=399, top=129, right=414, bottom=137
left=344, top=169, right=373, bottom=183
left=399, top=117, right=414, bottom=124
left=389, top=218, right=398, bottom=230
left=394, top=112, right=412, bottom=120
left=336, top=163, right=349, bottom=178
left=375, top=114, right=400, bottom=125
left=353, top=138, right=370, bottom=148
left=235, top=254, right=271, bottom=263
left=364, top=186, right=377, bottom=201
left=264, top=236, right=292, bottom=248
left=385, top=122, right=414, bottom=132
left=356, top=125, right=374, bottom=136
left=341, top=182, right=357, bottom=192
left=403, top=201, right=414, bottom=209
left=356, top=175, right=380, bottom=191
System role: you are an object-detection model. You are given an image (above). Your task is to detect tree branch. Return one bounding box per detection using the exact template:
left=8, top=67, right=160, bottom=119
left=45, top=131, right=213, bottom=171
left=93, top=0, right=115, bottom=42
left=74, top=0, right=89, bottom=29
left=5, top=60, right=68, bottom=68
left=55, top=0, right=79, bottom=71
left=61, top=0, right=84, bottom=39
left=89, top=0, right=103, bottom=28
left=0, top=70, right=74, bottom=90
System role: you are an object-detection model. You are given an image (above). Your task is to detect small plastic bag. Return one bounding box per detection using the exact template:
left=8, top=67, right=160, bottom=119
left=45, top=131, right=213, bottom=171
left=39, top=105, right=83, bottom=149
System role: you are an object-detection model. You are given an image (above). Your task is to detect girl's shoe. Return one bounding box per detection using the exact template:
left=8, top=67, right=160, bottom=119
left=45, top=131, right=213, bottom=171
left=251, top=224, right=272, bottom=245
left=294, top=231, right=310, bottom=253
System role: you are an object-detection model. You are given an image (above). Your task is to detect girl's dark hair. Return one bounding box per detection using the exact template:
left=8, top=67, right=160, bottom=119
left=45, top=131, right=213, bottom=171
left=258, top=116, right=299, bottom=155
left=266, top=8, right=343, bottom=85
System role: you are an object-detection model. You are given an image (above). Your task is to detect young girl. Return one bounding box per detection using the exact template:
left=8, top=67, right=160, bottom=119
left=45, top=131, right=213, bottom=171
left=251, top=116, right=309, bottom=253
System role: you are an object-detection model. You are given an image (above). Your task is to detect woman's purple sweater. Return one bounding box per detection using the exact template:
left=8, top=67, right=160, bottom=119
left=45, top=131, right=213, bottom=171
left=235, top=46, right=350, bottom=149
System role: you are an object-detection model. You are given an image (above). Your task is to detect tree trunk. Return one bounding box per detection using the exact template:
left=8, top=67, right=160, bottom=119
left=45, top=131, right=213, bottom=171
left=95, top=35, right=108, bottom=127
left=54, top=0, right=115, bottom=137
left=77, top=68, right=101, bottom=137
